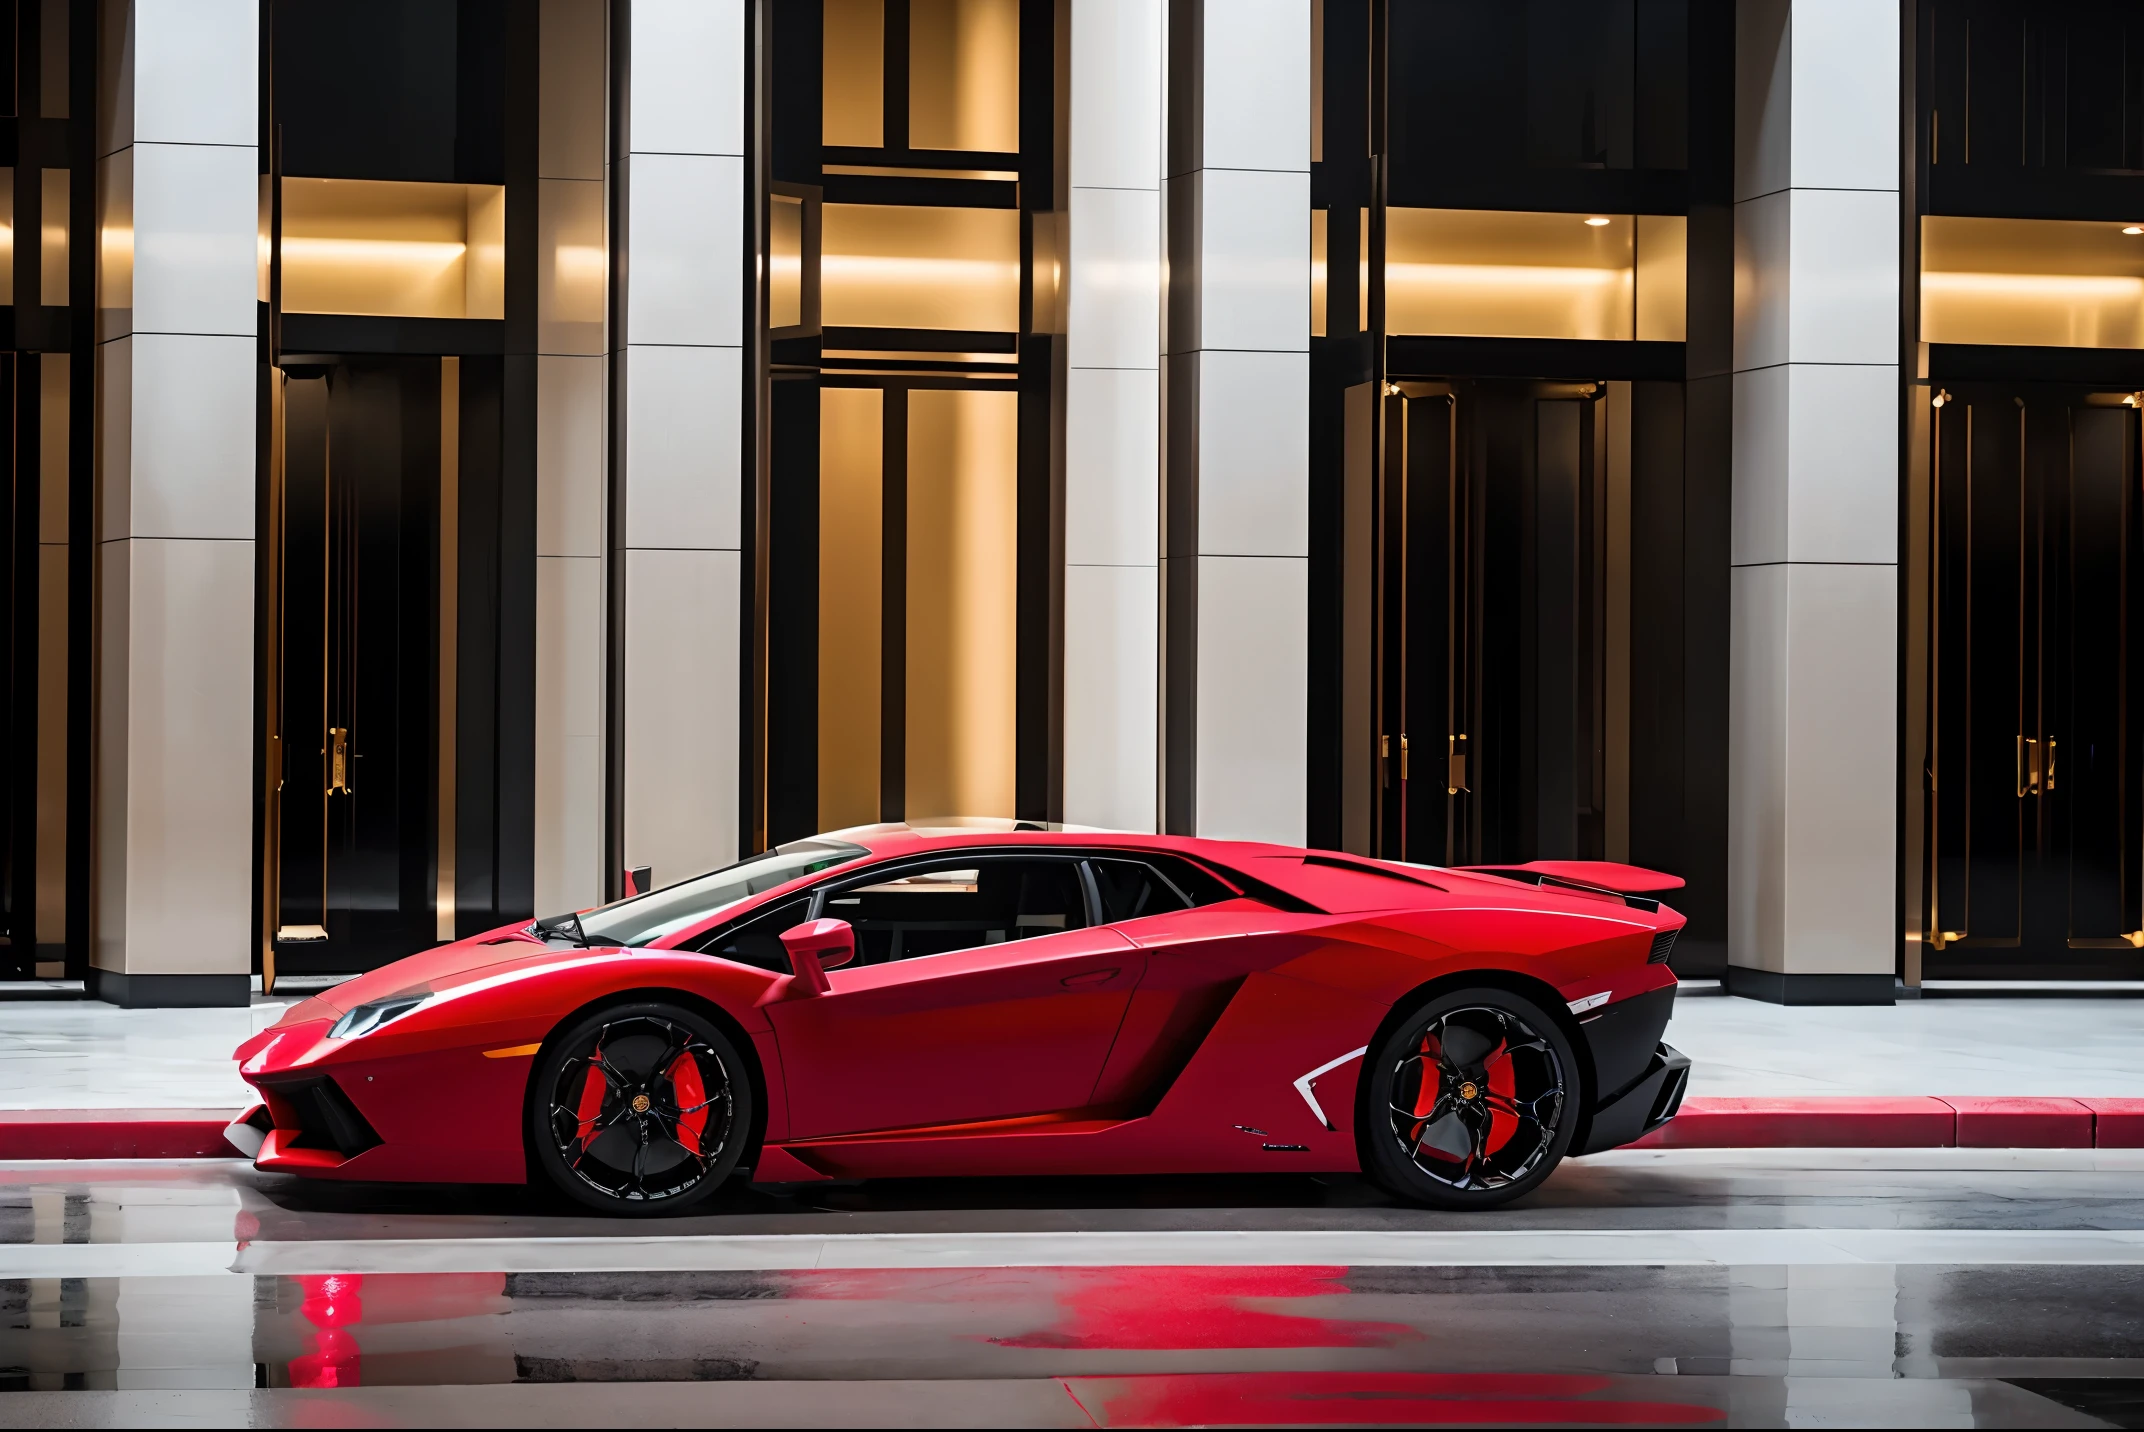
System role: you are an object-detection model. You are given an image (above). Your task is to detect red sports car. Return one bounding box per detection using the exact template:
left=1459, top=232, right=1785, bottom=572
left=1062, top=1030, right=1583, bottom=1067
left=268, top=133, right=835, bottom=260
left=229, top=823, right=1690, bottom=1215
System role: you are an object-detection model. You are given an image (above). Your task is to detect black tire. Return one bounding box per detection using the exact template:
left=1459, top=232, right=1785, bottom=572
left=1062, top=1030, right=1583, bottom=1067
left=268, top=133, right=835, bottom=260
left=1358, top=986, right=1580, bottom=1210
left=529, top=1000, right=754, bottom=1217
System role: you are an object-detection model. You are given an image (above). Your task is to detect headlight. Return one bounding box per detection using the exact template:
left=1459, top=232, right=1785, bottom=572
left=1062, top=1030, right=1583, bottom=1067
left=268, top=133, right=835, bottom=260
left=328, top=992, right=431, bottom=1041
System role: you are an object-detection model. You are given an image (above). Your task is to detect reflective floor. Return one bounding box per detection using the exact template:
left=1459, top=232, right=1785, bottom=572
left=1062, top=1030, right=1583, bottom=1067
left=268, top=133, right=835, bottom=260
left=1, top=1149, right=2141, bottom=1426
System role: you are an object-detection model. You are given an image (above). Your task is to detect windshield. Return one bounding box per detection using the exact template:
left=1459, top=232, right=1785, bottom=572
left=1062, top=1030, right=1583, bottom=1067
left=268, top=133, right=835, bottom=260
left=569, top=838, right=869, bottom=947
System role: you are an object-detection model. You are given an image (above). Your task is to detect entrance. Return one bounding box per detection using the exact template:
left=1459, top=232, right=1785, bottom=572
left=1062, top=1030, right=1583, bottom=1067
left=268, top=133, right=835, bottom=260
left=266, top=359, right=451, bottom=976
left=1377, top=379, right=1619, bottom=868
left=1923, top=386, right=2144, bottom=978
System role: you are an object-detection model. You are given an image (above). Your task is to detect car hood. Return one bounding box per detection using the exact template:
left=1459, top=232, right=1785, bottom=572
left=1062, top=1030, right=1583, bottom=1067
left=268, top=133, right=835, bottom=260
left=296, top=924, right=599, bottom=1016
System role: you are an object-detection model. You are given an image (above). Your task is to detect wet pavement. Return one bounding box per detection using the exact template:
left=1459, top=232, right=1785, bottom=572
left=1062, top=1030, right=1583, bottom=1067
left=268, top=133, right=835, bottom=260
left=0, top=1148, right=2141, bottom=1426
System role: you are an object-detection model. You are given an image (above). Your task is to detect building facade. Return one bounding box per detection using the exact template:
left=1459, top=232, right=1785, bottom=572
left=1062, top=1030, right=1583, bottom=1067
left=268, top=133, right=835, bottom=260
left=1, top=0, right=2136, bottom=1005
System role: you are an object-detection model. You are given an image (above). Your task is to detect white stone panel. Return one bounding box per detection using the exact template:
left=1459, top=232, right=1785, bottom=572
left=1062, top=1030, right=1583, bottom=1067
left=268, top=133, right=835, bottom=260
left=97, top=538, right=254, bottom=975
left=538, top=177, right=607, bottom=357
left=1199, top=0, right=1311, bottom=174
left=1195, top=555, right=1307, bottom=842
left=1064, top=367, right=1159, bottom=568
left=1732, top=189, right=1791, bottom=373
left=1734, top=0, right=1792, bottom=202
left=129, top=141, right=258, bottom=338
left=1785, top=188, right=1899, bottom=366
left=622, top=152, right=743, bottom=348
left=1728, top=562, right=1788, bottom=972
left=1787, top=0, right=1901, bottom=193
left=622, top=344, right=740, bottom=551
left=540, top=0, right=609, bottom=181
left=1731, top=364, right=1789, bottom=567
left=121, top=334, right=255, bottom=541
left=132, top=0, right=258, bottom=148
left=628, top=0, right=744, bottom=157
left=1071, top=0, right=1163, bottom=191
left=1193, top=168, right=1311, bottom=355
left=623, top=547, right=740, bottom=886
left=1783, top=363, right=1898, bottom=565
left=1778, top=562, right=1896, bottom=975
left=1063, top=563, right=1159, bottom=833
left=1194, top=349, right=1309, bottom=557
left=535, top=554, right=605, bottom=915
left=1067, top=186, right=1162, bottom=372
left=537, top=354, right=605, bottom=558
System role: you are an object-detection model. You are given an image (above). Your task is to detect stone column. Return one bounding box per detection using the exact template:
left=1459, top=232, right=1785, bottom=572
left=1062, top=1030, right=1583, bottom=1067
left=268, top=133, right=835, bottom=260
left=534, top=0, right=608, bottom=914
left=91, top=0, right=260, bottom=1006
left=1162, top=0, right=1310, bottom=843
left=1062, top=0, right=1164, bottom=832
left=611, top=0, right=745, bottom=890
left=1727, top=0, right=1900, bottom=1003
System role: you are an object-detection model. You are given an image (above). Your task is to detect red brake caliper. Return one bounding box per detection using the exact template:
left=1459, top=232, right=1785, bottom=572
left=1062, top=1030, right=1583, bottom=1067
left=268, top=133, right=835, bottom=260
left=667, top=1052, right=707, bottom=1156
left=1408, top=1033, right=1444, bottom=1145
left=572, top=1055, right=607, bottom=1157
left=1485, top=1042, right=1519, bottom=1154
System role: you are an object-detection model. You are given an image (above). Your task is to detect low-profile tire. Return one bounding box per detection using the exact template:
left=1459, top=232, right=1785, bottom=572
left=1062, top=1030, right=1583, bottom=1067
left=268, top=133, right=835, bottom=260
left=529, top=1000, right=755, bottom=1217
left=1358, top=986, right=1580, bottom=1211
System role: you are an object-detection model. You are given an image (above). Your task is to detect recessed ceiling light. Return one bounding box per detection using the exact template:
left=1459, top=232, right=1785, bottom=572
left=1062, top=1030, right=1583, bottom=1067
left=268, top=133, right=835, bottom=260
left=1584, top=216, right=1612, bottom=227
left=2125, top=226, right=2144, bottom=235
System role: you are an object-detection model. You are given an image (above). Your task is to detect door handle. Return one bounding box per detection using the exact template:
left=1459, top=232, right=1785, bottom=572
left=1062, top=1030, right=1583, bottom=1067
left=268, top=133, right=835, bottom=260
left=328, top=726, right=351, bottom=795
left=1061, top=967, right=1119, bottom=988
left=2017, top=735, right=2052, bottom=796
left=1447, top=733, right=1469, bottom=795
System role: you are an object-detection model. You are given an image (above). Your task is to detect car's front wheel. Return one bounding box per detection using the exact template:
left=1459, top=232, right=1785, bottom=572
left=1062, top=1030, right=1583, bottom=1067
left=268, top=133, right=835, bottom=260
left=1359, top=986, right=1580, bottom=1210
left=529, top=1001, right=754, bottom=1216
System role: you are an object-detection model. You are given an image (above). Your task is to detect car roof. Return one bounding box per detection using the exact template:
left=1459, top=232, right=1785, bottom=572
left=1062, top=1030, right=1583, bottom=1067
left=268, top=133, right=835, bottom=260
left=817, top=820, right=1302, bottom=864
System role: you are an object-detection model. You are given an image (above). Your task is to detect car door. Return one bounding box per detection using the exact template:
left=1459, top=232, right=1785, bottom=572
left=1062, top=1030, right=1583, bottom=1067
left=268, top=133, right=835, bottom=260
left=767, top=854, right=1145, bottom=1137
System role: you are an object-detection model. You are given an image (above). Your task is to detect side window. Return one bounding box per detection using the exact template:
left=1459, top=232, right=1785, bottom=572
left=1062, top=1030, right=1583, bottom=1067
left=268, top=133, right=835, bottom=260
left=1088, top=860, right=1192, bottom=923
left=823, top=858, right=1089, bottom=965
left=693, top=895, right=811, bottom=972
left=1090, top=855, right=1239, bottom=922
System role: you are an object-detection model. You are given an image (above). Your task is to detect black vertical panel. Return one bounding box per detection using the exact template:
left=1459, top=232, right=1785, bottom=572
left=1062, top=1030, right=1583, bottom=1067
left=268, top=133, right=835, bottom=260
left=278, top=376, right=331, bottom=937
left=1965, top=400, right=2024, bottom=944
left=1628, top=379, right=1686, bottom=912
left=1532, top=400, right=1580, bottom=859
left=1678, top=372, right=1729, bottom=971
left=1476, top=388, right=1530, bottom=863
left=495, top=2, right=538, bottom=922
left=2059, top=407, right=2123, bottom=941
left=2, top=355, right=26, bottom=976
left=603, top=0, right=629, bottom=896
left=455, top=357, right=504, bottom=933
left=880, top=389, right=907, bottom=823
left=1633, top=0, right=1688, bottom=170
left=65, top=0, right=94, bottom=978
left=1013, top=0, right=1062, bottom=823
left=766, top=377, right=820, bottom=843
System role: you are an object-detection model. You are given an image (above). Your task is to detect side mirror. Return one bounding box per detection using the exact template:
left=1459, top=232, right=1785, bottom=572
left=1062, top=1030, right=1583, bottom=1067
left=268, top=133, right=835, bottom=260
left=779, top=918, right=856, bottom=995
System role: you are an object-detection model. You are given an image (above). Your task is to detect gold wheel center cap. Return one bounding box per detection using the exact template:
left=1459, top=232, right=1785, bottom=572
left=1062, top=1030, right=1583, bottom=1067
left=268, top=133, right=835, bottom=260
left=630, top=1094, right=651, bottom=1114
left=1458, top=1081, right=1480, bottom=1101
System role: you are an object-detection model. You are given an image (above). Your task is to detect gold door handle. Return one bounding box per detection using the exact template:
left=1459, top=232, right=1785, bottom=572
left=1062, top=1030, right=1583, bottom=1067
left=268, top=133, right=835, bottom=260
left=1399, top=735, right=1409, bottom=781
left=328, top=726, right=351, bottom=795
left=2017, top=735, right=2040, bottom=796
left=2045, top=737, right=2057, bottom=792
left=1447, top=733, right=1469, bottom=795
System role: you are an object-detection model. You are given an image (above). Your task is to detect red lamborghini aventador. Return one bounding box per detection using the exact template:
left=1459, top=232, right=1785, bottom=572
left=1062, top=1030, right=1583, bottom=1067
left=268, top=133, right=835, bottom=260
left=229, top=823, right=1690, bottom=1215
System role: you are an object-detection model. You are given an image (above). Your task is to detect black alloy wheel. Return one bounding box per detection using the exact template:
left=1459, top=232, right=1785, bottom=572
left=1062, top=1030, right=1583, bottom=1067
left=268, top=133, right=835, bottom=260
left=529, top=1001, right=754, bottom=1216
left=1359, top=987, right=1580, bottom=1210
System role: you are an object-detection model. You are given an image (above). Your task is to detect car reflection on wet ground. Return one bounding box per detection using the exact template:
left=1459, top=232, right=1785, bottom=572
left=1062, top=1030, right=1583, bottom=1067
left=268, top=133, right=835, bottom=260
left=2, top=1149, right=2142, bottom=1427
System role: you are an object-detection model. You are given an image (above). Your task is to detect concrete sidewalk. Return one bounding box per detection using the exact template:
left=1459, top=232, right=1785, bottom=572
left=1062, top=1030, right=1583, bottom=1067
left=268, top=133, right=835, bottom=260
left=0, top=985, right=2138, bottom=1113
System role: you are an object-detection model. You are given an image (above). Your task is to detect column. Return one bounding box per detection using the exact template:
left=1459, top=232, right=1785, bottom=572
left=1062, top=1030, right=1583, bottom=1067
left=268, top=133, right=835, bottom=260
left=534, top=0, right=608, bottom=915
left=612, top=0, right=745, bottom=891
left=1162, top=0, right=1310, bottom=843
left=1727, top=0, right=1900, bottom=1003
left=1063, top=0, right=1164, bottom=832
left=92, top=0, right=259, bottom=1006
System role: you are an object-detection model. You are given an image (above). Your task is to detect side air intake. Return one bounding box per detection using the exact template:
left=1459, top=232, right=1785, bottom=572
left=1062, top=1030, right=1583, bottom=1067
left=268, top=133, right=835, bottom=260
left=1648, top=929, right=1679, bottom=965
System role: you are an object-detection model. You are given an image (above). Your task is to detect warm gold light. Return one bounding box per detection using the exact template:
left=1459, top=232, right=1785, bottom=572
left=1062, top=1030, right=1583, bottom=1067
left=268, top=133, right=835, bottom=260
left=1584, top=216, right=1612, bottom=227
left=2125, top=226, right=2144, bottom=235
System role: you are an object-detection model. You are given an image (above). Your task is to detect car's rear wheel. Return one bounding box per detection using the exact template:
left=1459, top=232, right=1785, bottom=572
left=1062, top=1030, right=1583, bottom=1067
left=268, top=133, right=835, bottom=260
left=529, top=1001, right=753, bottom=1216
left=1359, top=987, right=1579, bottom=1210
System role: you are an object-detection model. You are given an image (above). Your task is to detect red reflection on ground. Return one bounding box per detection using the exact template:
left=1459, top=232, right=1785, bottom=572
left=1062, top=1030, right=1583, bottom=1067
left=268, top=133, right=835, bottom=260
left=1063, top=1371, right=1729, bottom=1427
left=989, top=1266, right=1417, bottom=1351
left=288, top=1274, right=364, bottom=1388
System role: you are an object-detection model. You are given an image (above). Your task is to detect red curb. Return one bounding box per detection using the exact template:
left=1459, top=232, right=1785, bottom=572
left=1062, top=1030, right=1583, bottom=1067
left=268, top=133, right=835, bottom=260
left=1942, top=1096, right=2095, bottom=1149
left=2081, top=1099, right=2144, bottom=1149
left=1631, top=1097, right=1956, bottom=1149
left=0, top=1109, right=240, bottom=1160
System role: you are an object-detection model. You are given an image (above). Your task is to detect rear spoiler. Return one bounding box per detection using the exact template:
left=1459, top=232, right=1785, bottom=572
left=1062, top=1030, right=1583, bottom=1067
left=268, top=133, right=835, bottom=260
left=1456, top=860, right=1683, bottom=913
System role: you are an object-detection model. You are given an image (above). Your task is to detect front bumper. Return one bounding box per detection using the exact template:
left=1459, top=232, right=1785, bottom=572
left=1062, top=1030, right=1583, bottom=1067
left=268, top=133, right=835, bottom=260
left=1577, top=1041, right=1690, bottom=1154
